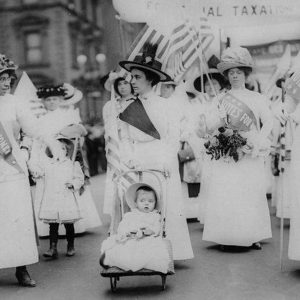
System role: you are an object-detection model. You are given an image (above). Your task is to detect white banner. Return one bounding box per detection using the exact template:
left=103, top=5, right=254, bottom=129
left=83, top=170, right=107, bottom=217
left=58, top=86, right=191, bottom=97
left=113, top=0, right=300, bottom=27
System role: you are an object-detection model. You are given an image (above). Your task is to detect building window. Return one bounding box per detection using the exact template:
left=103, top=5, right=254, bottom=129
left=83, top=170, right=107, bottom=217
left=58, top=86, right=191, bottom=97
left=81, top=0, right=88, bottom=17
left=71, top=33, right=78, bottom=68
left=68, top=0, right=75, bottom=9
left=22, top=0, right=38, bottom=4
left=25, top=32, right=42, bottom=64
left=91, top=0, right=98, bottom=24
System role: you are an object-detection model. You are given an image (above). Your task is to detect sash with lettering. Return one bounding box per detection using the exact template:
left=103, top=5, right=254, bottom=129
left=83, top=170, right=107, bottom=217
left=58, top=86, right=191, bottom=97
left=119, top=98, right=161, bottom=139
left=219, top=92, right=257, bottom=132
left=0, top=122, right=23, bottom=173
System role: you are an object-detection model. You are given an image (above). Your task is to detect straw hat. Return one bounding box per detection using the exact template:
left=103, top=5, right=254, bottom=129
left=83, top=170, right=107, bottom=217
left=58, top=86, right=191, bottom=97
left=217, top=47, right=254, bottom=74
left=125, top=181, right=162, bottom=212
left=119, top=43, right=172, bottom=82
left=0, top=54, right=18, bottom=75
left=37, top=84, right=82, bottom=106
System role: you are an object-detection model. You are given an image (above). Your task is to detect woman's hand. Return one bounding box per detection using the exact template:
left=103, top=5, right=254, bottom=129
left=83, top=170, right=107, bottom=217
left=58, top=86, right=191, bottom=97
left=241, top=144, right=252, bottom=154
left=143, top=228, right=155, bottom=236
left=62, top=83, right=75, bottom=98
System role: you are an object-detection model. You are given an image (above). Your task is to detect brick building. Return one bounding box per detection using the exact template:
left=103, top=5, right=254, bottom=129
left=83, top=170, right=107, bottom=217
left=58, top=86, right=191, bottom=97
left=0, top=0, right=142, bottom=122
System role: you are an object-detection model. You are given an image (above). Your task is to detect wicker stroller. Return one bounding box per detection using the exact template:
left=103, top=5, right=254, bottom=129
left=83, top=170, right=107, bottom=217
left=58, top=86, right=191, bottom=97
left=100, top=168, right=175, bottom=292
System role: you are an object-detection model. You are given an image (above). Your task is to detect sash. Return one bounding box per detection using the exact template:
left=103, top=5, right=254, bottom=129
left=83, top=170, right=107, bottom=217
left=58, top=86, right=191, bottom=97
left=119, top=99, right=161, bottom=139
left=219, top=92, right=257, bottom=132
left=0, top=122, right=23, bottom=174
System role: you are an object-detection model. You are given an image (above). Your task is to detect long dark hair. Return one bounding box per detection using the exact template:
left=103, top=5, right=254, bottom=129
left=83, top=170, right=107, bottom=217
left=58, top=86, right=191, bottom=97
left=113, top=77, right=134, bottom=97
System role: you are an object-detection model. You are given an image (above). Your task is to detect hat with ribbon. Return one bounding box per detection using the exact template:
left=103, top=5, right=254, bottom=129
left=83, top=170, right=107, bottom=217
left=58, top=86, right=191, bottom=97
left=119, top=43, right=172, bottom=82
left=125, top=181, right=163, bottom=212
left=37, top=85, right=65, bottom=99
left=0, top=54, right=18, bottom=75
left=217, top=47, right=254, bottom=74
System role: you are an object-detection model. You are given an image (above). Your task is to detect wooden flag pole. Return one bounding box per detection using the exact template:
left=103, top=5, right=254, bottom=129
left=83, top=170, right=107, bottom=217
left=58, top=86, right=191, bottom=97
left=279, top=86, right=287, bottom=272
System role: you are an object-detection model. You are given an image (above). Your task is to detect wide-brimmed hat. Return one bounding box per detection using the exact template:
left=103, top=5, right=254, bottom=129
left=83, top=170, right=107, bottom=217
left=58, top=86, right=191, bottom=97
left=125, top=182, right=162, bottom=212
left=45, top=136, right=75, bottom=159
left=37, top=84, right=82, bottom=106
left=0, top=54, right=18, bottom=75
left=61, top=88, right=82, bottom=106
left=217, top=47, right=254, bottom=74
left=194, top=69, right=228, bottom=92
left=119, top=43, right=172, bottom=82
left=37, top=85, right=65, bottom=98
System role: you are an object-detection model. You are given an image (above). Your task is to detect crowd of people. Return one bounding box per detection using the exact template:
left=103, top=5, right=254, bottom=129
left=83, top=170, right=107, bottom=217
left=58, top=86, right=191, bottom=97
left=100, top=43, right=300, bottom=275
left=1, top=40, right=300, bottom=290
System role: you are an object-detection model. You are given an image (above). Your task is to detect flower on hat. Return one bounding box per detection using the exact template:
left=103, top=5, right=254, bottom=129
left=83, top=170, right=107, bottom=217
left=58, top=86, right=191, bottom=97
left=0, top=54, right=18, bottom=74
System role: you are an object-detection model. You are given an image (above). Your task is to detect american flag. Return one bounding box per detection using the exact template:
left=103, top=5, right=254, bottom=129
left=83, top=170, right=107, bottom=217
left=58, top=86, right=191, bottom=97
left=119, top=17, right=214, bottom=82
left=163, top=18, right=214, bottom=81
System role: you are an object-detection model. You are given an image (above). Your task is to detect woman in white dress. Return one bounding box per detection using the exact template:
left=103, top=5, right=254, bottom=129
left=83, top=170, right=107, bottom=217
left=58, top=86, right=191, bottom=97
left=200, top=47, right=273, bottom=250
left=193, top=68, right=228, bottom=223
left=0, top=53, right=63, bottom=286
left=102, top=75, right=134, bottom=216
left=29, top=85, right=101, bottom=237
left=282, top=71, right=300, bottom=260
left=118, top=43, right=194, bottom=260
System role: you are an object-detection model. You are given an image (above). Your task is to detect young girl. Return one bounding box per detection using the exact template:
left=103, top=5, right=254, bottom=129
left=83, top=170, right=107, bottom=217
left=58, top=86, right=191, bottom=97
left=32, top=138, right=84, bottom=258
left=100, top=183, right=170, bottom=273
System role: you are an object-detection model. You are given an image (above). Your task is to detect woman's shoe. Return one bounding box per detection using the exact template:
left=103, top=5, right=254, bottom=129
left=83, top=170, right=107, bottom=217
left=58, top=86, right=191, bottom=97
left=15, top=268, right=36, bottom=287
left=251, top=242, right=262, bottom=250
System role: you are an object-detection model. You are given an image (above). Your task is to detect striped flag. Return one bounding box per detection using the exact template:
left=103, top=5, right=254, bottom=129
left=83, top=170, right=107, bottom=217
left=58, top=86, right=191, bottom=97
left=118, top=24, right=170, bottom=78
left=163, top=18, right=214, bottom=81
left=104, top=88, right=137, bottom=209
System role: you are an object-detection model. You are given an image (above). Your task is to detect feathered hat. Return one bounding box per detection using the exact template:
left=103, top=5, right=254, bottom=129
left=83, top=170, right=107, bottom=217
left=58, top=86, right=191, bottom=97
left=37, top=85, right=65, bottom=99
left=217, top=47, right=254, bottom=74
left=119, top=43, right=172, bottom=82
left=0, top=54, right=18, bottom=75
left=194, top=55, right=228, bottom=92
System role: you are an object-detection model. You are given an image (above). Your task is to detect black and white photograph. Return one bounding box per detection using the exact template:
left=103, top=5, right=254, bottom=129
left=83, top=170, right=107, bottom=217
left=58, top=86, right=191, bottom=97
left=1, top=0, right=300, bottom=299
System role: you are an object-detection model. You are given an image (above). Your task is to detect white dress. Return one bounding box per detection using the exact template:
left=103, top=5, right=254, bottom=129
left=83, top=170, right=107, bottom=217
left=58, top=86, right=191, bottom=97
left=38, top=159, right=84, bottom=223
left=120, top=91, right=194, bottom=260
left=179, top=97, right=204, bottom=219
left=101, top=209, right=170, bottom=273
left=0, top=94, right=39, bottom=268
left=202, top=89, right=273, bottom=246
left=29, top=108, right=102, bottom=236
left=197, top=97, right=221, bottom=224
left=288, top=104, right=300, bottom=260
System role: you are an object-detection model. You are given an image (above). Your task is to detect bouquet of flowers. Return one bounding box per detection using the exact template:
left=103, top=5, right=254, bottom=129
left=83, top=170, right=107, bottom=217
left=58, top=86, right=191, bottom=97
left=204, top=126, right=247, bottom=162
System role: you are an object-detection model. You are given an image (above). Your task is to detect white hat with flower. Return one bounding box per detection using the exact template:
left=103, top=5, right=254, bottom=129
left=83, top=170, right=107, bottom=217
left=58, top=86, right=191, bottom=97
left=0, top=54, right=18, bottom=75
left=217, top=47, right=254, bottom=74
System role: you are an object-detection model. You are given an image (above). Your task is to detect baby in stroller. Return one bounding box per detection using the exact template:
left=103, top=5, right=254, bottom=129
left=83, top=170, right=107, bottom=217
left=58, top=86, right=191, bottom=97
left=100, top=182, right=170, bottom=273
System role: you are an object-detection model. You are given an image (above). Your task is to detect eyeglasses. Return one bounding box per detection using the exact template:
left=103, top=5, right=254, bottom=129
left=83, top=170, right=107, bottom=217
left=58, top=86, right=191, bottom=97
left=0, top=76, right=12, bottom=84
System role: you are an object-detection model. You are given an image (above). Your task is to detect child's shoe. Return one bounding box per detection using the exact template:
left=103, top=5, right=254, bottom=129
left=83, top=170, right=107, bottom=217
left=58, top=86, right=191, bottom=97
left=43, top=243, right=58, bottom=258
left=66, top=243, right=75, bottom=257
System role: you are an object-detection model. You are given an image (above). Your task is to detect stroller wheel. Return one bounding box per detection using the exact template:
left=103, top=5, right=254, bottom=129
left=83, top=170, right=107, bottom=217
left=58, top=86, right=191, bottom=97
left=110, top=277, right=118, bottom=292
left=161, top=275, right=167, bottom=291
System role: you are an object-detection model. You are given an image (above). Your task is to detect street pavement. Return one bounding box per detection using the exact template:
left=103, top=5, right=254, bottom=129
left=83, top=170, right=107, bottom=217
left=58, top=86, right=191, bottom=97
left=2, top=174, right=300, bottom=300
